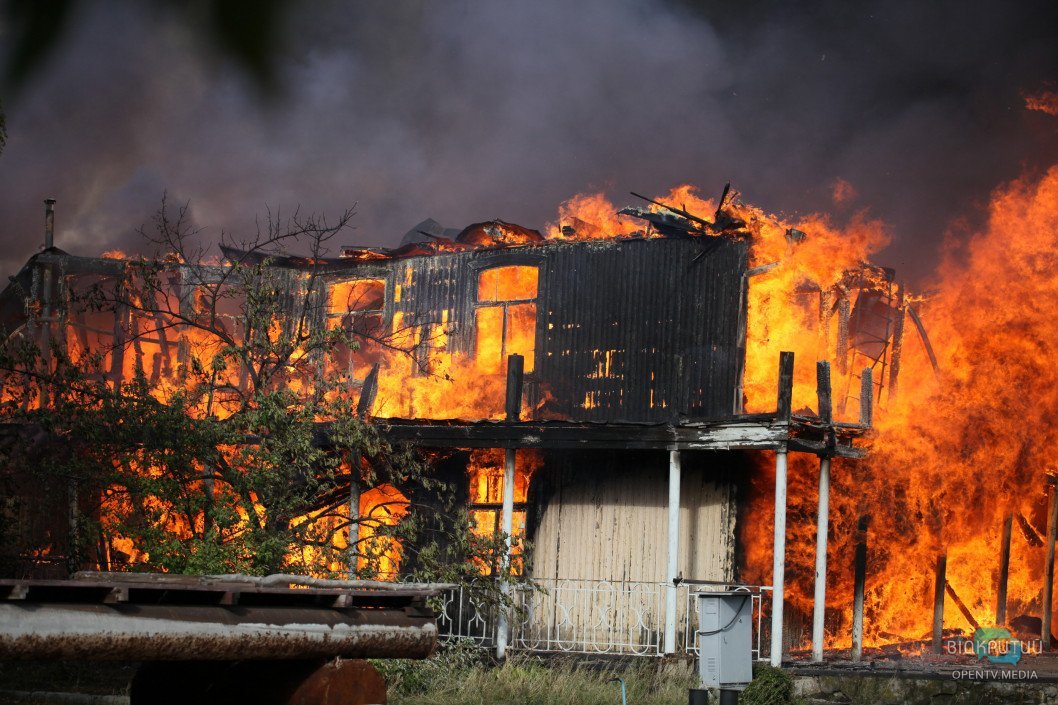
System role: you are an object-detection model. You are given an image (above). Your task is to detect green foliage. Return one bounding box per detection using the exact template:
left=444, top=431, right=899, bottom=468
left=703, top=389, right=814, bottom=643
left=0, top=197, right=487, bottom=581
left=377, top=647, right=697, bottom=705
left=740, top=664, right=801, bottom=705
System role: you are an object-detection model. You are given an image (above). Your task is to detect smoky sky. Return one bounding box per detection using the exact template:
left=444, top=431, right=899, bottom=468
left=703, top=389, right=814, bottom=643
left=1, top=0, right=1057, bottom=286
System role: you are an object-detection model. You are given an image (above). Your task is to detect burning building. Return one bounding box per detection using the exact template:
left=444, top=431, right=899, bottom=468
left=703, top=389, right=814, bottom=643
left=1, top=185, right=937, bottom=663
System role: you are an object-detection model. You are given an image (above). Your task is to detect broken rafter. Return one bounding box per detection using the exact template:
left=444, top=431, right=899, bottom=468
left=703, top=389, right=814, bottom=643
left=1017, top=512, right=1045, bottom=547
left=944, top=580, right=981, bottom=631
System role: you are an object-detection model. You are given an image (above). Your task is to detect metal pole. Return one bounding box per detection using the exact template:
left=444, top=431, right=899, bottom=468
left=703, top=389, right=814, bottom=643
left=996, top=513, right=1012, bottom=626
left=1044, top=477, right=1058, bottom=651
left=770, top=352, right=794, bottom=666
left=812, top=360, right=833, bottom=663
left=496, top=446, right=516, bottom=659
left=495, top=354, right=524, bottom=659
left=665, top=449, right=681, bottom=654
left=770, top=448, right=788, bottom=667
left=811, top=455, right=831, bottom=662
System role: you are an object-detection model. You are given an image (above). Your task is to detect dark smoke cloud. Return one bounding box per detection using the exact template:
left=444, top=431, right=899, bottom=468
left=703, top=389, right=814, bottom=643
left=1, top=0, right=1057, bottom=285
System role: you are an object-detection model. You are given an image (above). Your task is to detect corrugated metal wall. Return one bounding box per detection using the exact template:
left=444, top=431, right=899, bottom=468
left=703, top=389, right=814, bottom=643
left=522, top=449, right=739, bottom=650
left=376, top=236, right=748, bottom=422
left=528, top=450, right=737, bottom=584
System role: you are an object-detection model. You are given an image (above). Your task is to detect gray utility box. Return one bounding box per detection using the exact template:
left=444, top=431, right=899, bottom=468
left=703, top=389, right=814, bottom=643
left=697, top=591, right=753, bottom=689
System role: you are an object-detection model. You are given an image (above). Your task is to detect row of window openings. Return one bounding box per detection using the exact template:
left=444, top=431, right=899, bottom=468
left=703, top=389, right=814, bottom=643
left=326, top=266, right=539, bottom=379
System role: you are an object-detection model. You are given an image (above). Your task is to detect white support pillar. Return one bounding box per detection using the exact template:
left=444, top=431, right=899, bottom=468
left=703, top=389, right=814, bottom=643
left=495, top=447, right=516, bottom=659
left=770, top=448, right=788, bottom=666
left=664, top=449, right=681, bottom=654
left=811, top=456, right=830, bottom=662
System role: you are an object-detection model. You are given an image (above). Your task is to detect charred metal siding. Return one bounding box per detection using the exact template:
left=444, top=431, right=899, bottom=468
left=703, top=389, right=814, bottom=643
left=376, top=236, right=748, bottom=422
left=534, top=237, right=747, bottom=421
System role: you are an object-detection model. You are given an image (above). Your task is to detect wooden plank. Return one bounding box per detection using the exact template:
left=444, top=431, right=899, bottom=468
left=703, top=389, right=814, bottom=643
left=932, top=553, right=946, bottom=654
left=944, top=581, right=980, bottom=631
left=997, top=513, right=1013, bottom=626
left=505, top=354, right=524, bottom=422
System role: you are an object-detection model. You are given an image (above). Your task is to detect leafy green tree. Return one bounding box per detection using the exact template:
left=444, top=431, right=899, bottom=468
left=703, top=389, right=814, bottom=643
left=0, top=198, right=486, bottom=579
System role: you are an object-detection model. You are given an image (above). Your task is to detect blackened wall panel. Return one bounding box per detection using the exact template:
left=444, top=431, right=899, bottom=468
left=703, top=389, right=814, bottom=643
left=535, top=237, right=747, bottom=421
left=351, top=236, right=747, bottom=422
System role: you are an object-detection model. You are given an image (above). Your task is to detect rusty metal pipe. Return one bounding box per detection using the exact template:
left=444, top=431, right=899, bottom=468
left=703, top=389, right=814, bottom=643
left=0, top=602, right=437, bottom=661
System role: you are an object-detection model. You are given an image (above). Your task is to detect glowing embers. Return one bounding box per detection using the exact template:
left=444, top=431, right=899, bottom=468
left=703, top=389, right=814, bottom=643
left=466, top=448, right=541, bottom=575
left=327, top=279, right=385, bottom=385
left=475, top=266, right=538, bottom=374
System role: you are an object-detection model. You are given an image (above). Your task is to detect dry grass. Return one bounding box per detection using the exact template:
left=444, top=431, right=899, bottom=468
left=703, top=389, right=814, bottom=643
left=379, top=643, right=698, bottom=705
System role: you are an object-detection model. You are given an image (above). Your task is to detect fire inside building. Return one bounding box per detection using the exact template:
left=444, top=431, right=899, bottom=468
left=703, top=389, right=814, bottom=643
left=0, top=187, right=951, bottom=665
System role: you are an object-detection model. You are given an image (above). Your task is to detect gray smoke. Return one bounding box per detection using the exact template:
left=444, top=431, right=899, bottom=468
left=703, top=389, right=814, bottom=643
left=1, top=0, right=1057, bottom=284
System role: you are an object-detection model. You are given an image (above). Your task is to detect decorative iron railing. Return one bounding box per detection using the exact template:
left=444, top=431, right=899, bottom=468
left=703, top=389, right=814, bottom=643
left=433, top=578, right=771, bottom=660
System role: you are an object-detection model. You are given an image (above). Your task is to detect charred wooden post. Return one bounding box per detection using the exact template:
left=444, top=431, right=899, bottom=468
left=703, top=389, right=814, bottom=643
left=777, top=352, right=794, bottom=421
left=886, top=284, right=906, bottom=403
left=836, top=295, right=850, bottom=376
left=44, top=198, right=56, bottom=249
left=859, top=367, right=874, bottom=427
left=811, top=360, right=832, bottom=662
left=496, top=354, right=524, bottom=659
left=1045, top=475, right=1058, bottom=651
left=997, top=513, right=1013, bottom=626
left=851, top=516, right=867, bottom=662
left=505, top=355, right=524, bottom=422
left=664, top=448, right=682, bottom=654
left=932, top=553, right=947, bottom=654
left=770, top=351, right=794, bottom=666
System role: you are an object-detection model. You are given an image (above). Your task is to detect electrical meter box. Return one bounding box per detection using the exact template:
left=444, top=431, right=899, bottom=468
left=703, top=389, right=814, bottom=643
left=697, top=591, right=753, bottom=688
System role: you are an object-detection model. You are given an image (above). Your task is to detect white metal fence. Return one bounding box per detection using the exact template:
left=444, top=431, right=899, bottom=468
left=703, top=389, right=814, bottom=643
left=434, top=578, right=771, bottom=660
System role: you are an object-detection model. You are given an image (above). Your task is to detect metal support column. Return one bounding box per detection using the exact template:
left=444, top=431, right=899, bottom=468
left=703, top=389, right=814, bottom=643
left=812, top=360, right=832, bottom=662
left=664, top=449, right=682, bottom=654
left=811, top=455, right=830, bottom=662
left=770, top=351, right=794, bottom=666
left=496, top=354, right=524, bottom=659
left=770, top=448, right=788, bottom=667
left=496, top=446, right=516, bottom=659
